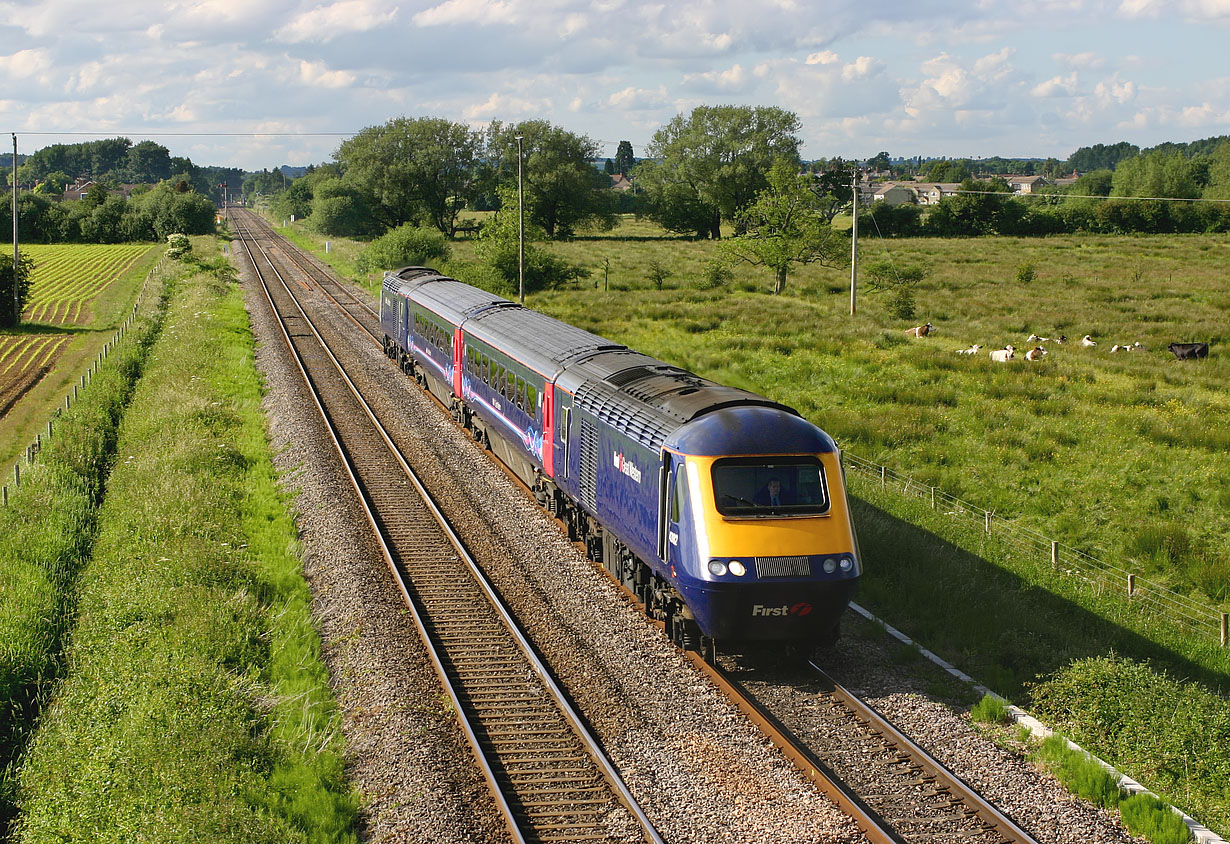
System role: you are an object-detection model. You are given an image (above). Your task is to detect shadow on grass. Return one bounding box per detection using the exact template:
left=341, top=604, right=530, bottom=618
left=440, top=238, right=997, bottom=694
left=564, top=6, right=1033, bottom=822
left=846, top=495, right=1230, bottom=702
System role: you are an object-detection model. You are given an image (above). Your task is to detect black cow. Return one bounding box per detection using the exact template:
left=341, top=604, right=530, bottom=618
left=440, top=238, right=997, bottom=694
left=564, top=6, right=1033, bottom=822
left=1168, top=342, right=1209, bottom=360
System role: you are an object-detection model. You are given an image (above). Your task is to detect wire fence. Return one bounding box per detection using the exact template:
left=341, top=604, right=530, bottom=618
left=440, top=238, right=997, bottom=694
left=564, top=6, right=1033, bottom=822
left=842, top=452, right=1229, bottom=648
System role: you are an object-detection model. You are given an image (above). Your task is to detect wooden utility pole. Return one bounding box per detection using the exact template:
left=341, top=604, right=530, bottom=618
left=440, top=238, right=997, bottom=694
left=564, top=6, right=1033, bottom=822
left=11, top=133, right=18, bottom=327
left=849, top=168, right=858, bottom=316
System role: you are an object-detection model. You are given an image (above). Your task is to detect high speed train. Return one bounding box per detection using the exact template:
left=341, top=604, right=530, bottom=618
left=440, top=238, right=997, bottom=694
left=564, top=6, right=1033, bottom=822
left=380, top=266, right=860, bottom=654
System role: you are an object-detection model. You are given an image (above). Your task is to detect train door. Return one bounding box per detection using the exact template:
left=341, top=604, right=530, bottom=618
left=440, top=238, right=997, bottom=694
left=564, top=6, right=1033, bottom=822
left=396, top=297, right=408, bottom=348
left=661, top=452, right=686, bottom=571
left=554, top=388, right=574, bottom=484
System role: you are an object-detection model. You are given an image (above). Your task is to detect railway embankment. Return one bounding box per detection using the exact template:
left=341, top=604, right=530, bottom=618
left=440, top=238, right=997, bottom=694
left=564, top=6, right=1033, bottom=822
left=2, top=247, right=356, bottom=841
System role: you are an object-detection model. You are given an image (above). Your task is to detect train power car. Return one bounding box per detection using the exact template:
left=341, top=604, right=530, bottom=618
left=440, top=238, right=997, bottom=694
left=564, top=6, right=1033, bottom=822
left=380, top=267, right=861, bottom=654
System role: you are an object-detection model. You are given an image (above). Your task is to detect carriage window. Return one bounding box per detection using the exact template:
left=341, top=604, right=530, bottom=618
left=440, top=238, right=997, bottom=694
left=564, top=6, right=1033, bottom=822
left=516, top=376, right=526, bottom=411
left=711, top=457, right=830, bottom=517
left=527, top=384, right=538, bottom=417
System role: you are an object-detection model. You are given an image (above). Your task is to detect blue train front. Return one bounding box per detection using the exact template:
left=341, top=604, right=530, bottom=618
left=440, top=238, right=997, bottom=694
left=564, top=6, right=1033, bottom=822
left=380, top=268, right=861, bottom=653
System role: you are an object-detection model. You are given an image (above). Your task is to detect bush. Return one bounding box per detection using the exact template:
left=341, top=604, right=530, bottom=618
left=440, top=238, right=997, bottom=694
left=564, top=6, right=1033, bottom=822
left=356, top=224, right=451, bottom=274
left=888, top=286, right=916, bottom=320
left=166, top=233, right=191, bottom=259
left=1120, top=793, right=1192, bottom=844
left=1016, top=262, right=1036, bottom=285
left=1029, top=656, right=1230, bottom=833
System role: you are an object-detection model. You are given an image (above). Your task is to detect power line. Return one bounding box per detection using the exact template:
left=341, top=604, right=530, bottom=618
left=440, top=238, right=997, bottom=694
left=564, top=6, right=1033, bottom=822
left=950, top=189, right=1230, bottom=205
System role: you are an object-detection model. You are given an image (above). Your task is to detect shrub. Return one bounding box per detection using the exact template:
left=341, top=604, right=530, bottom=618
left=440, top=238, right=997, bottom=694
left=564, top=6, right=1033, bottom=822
left=696, top=260, right=732, bottom=290
left=1119, top=793, right=1191, bottom=844
left=1016, top=262, right=1036, bottom=284
left=356, top=223, right=451, bottom=274
left=165, top=233, right=191, bottom=260
left=888, top=286, right=916, bottom=320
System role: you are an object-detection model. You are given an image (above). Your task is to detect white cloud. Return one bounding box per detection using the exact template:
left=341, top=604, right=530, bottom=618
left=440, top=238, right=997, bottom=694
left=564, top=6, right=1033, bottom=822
left=682, top=63, right=750, bottom=92
left=0, top=49, right=54, bottom=79
left=297, top=59, right=356, bottom=89
left=841, top=56, right=883, bottom=81
left=413, top=0, right=519, bottom=27
left=806, top=50, right=839, bottom=65
left=276, top=0, right=399, bottom=43
left=1031, top=72, right=1079, bottom=97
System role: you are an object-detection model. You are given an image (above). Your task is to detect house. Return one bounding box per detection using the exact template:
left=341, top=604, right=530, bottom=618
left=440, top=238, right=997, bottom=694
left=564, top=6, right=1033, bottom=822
left=873, top=182, right=917, bottom=205
left=914, top=183, right=961, bottom=205
left=1006, top=175, right=1050, bottom=195
left=62, top=180, right=138, bottom=201
left=609, top=173, right=633, bottom=192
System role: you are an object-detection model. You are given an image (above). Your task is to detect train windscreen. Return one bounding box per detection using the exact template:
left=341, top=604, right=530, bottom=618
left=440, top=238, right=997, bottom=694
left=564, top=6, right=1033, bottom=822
left=710, top=456, right=830, bottom=517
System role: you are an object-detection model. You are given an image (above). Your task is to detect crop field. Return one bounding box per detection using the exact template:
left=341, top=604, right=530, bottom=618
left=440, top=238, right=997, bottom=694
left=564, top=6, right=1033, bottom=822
left=0, top=336, right=71, bottom=418
left=20, top=244, right=153, bottom=326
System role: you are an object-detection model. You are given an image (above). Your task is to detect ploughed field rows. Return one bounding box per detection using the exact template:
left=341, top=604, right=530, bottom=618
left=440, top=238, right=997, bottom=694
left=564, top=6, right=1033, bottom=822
left=21, top=244, right=151, bottom=326
left=0, top=334, right=70, bottom=418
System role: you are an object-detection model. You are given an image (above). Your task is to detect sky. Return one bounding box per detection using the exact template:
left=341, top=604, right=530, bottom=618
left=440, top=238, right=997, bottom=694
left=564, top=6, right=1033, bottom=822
left=2, top=0, right=1229, bottom=172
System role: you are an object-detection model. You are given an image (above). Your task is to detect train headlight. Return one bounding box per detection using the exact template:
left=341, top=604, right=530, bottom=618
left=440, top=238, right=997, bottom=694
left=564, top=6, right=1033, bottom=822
left=839, top=557, right=854, bottom=572
left=708, top=560, right=728, bottom=577
left=822, top=558, right=838, bottom=573
left=728, top=560, right=747, bottom=577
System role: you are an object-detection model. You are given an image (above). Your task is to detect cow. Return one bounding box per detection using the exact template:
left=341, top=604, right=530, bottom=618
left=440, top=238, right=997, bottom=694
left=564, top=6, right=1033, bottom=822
left=905, top=323, right=934, bottom=338
left=1168, top=342, right=1209, bottom=360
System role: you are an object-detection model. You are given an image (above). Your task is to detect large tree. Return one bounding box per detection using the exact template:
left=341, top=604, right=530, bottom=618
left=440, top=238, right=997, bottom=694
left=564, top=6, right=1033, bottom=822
left=335, top=116, right=482, bottom=236
left=718, top=158, right=845, bottom=294
left=614, top=140, right=636, bottom=176
left=635, top=105, right=802, bottom=238
left=486, top=120, right=615, bottom=238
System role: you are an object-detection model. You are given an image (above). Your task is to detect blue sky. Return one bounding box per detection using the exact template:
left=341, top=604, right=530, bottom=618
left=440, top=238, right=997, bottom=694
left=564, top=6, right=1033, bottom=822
left=1, top=0, right=1228, bottom=171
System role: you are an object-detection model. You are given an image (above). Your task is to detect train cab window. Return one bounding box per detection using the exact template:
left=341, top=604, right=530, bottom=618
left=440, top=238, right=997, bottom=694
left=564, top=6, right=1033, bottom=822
left=669, top=464, right=687, bottom=523
left=711, top=457, right=830, bottom=517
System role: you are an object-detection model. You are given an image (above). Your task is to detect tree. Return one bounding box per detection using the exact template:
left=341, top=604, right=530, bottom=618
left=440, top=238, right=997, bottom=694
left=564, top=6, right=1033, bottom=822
left=614, top=140, right=636, bottom=176
left=336, top=117, right=482, bottom=237
left=0, top=251, right=34, bottom=328
left=811, top=161, right=855, bottom=224
left=477, top=185, right=590, bottom=293
left=486, top=120, right=615, bottom=238
left=866, top=151, right=891, bottom=171
left=718, top=158, right=845, bottom=294
left=636, top=105, right=802, bottom=239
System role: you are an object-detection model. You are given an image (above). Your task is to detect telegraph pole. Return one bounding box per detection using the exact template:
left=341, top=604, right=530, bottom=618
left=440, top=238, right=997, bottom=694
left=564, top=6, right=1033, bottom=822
left=11, top=133, right=18, bottom=326
left=849, top=167, right=858, bottom=317
left=516, top=134, right=525, bottom=305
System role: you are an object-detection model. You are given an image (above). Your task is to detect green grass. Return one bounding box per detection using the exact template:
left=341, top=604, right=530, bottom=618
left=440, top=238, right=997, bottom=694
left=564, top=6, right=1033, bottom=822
left=0, top=258, right=168, bottom=831
left=10, top=247, right=356, bottom=842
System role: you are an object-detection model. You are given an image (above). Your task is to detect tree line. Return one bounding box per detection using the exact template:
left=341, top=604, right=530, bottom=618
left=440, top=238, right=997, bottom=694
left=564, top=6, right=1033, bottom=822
left=862, top=141, right=1230, bottom=238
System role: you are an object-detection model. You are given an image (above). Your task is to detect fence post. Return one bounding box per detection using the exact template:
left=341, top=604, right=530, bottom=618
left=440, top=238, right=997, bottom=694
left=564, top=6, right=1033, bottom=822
left=1222, top=613, right=1228, bottom=647
left=1051, top=540, right=1059, bottom=569
left=1128, top=574, right=1136, bottom=596
left=880, top=465, right=886, bottom=488
left=930, top=486, right=936, bottom=509
left=13, top=463, right=18, bottom=488
left=985, top=511, right=992, bottom=534
left=2, top=486, right=6, bottom=506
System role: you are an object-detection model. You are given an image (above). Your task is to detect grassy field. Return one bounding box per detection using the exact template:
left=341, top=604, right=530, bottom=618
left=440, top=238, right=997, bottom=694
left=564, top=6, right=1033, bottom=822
left=4, top=245, right=355, bottom=841
left=0, top=243, right=160, bottom=481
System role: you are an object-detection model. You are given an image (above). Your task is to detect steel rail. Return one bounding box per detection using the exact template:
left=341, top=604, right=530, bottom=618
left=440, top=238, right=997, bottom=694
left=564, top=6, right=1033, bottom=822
left=230, top=212, right=663, bottom=844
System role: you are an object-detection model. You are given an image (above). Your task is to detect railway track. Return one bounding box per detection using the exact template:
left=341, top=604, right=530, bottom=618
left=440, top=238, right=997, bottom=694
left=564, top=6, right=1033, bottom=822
left=230, top=210, right=662, bottom=844
left=227, top=208, right=1046, bottom=844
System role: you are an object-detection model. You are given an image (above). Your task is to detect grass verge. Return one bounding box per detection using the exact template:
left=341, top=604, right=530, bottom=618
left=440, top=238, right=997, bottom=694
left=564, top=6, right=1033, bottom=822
left=10, top=248, right=356, bottom=841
